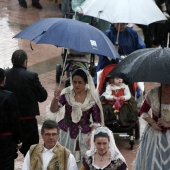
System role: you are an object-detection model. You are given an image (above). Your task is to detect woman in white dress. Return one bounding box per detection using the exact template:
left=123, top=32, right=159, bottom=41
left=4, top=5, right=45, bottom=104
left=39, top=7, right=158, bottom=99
left=133, top=83, right=170, bottom=170
left=80, top=126, right=128, bottom=170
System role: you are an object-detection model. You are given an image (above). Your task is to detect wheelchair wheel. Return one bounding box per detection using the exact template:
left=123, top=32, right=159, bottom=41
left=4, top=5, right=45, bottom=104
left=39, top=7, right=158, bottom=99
left=129, top=133, right=135, bottom=150
left=129, top=128, right=136, bottom=150
left=56, top=64, right=62, bottom=83
left=129, top=137, right=135, bottom=150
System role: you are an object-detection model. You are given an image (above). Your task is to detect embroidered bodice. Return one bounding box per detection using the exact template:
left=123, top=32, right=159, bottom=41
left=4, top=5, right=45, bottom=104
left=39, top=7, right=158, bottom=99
left=146, top=87, right=170, bottom=121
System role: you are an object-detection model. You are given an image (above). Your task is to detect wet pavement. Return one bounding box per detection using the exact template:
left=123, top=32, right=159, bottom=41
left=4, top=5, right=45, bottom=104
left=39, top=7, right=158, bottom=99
left=0, top=1, right=158, bottom=169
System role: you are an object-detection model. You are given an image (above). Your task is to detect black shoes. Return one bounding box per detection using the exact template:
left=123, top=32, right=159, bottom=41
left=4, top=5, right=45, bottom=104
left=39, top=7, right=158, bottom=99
left=18, top=0, right=42, bottom=9
left=32, top=2, right=43, bottom=9
left=19, top=0, right=27, bottom=8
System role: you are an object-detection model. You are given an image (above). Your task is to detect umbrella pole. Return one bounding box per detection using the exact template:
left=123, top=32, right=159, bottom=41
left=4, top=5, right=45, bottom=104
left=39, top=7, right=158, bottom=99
left=115, top=23, right=120, bottom=45
left=159, top=83, right=162, bottom=118
left=58, top=48, right=68, bottom=89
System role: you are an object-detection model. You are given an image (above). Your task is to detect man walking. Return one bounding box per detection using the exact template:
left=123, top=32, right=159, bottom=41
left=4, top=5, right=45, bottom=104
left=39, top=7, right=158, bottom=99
left=0, top=68, right=21, bottom=169
left=22, top=120, right=78, bottom=170
left=5, top=49, right=48, bottom=157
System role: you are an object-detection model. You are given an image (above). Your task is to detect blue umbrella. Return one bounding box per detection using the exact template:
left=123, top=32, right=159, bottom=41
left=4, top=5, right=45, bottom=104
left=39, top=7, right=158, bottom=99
left=14, top=18, right=120, bottom=60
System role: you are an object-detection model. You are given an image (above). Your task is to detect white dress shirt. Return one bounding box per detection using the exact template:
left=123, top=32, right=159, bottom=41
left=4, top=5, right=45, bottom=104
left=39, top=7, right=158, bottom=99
left=22, top=145, right=78, bottom=170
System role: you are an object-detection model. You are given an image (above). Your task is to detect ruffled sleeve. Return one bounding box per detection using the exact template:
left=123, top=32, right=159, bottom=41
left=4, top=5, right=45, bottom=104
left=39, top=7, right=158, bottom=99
left=45, top=94, right=67, bottom=121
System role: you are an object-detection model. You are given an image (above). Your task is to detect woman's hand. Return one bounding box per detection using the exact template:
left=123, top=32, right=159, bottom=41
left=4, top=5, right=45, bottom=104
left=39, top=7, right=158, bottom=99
left=151, top=122, right=162, bottom=131
left=54, top=89, right=61, bottom=100
left=157, top=118, right=170, bottom=128
left=50, top=89, right=61, bottom=113
left=144, top=117, right=162, bottom=131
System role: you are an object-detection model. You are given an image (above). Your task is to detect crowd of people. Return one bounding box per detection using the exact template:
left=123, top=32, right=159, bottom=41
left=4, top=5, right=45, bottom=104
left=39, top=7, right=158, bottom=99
left=1, top=0, right=170, bottom=170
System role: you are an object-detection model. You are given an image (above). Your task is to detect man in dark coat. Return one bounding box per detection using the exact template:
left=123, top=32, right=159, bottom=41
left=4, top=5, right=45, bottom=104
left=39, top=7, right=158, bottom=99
left=137, top=0, right=169, bottom=48
left=0, top=68, right=20, bottom=169
left=5, top=49, right=48, bottom=156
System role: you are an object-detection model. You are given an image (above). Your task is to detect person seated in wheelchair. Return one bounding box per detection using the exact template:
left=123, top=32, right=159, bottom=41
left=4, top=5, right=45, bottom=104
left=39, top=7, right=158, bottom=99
left=100, top=76, right=138, bottom=126
left=64, top=49, right=89, bottom=76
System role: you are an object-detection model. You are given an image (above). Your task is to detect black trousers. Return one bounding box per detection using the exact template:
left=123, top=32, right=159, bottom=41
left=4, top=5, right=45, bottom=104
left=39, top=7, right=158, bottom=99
left=19, top=0, right=40, bottom=3
left=0, top=136, right=17, bottom=170
left=19, top=118, right=39, bottom=156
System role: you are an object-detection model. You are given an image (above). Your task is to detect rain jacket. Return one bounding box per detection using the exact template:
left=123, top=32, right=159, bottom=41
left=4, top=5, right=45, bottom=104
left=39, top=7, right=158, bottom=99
left=105, top=24, right=146, bottom=55
left=94, top=24, right=146, bottom=84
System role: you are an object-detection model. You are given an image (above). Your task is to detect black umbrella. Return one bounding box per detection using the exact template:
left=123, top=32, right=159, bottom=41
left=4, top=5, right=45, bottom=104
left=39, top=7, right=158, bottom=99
left=109, top=47, right=170, bottom=84
left=109, top=47, right=170, bottom=120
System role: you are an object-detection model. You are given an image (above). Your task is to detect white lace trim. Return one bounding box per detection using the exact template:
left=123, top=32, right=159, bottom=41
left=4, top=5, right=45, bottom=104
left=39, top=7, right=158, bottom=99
left=89, top=123, right=100, bottom=127
left=45, top=103, right=66, bottom=123
left=147, top=86, right=170, bottom=121
left=86, top=127, right=126, bottom=164
left=65, top=89, right=96, bottom=123
left=108, top=83, right=126, bottom=90
left=142, top=112, right=151, bottom=119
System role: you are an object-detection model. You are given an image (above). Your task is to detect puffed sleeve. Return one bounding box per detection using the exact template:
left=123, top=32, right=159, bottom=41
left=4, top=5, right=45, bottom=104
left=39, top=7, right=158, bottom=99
left=105, top=85, right=115, bottom=100
left=139, top=89, right=152, bottom=117
left=91, top=104, right=101, bottom=124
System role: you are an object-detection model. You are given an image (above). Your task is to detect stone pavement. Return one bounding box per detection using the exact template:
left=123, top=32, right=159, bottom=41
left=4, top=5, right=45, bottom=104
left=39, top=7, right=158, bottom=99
left=0, top=1, right=158, bottom=169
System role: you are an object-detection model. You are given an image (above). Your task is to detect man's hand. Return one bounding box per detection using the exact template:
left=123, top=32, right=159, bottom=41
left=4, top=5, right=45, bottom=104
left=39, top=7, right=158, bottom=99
left=17, top=142, right=22, bottom=149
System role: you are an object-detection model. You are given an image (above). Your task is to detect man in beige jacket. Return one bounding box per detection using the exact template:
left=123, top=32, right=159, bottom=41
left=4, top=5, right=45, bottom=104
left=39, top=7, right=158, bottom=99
left=22, top=120, right=78, bottom=170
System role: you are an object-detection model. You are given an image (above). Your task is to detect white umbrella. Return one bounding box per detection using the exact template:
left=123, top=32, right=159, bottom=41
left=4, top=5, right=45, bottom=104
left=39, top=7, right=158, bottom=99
left=81, top=0, right=166, bottom=25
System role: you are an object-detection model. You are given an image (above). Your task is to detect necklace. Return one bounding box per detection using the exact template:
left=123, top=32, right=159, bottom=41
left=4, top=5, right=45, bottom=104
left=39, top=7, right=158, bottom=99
left=98, top=151, right=107, bottom=161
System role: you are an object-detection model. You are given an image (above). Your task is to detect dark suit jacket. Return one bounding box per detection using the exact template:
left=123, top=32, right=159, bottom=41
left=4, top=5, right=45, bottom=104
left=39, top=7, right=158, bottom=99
left=5, top=66, right=48, bottom=117
left=0, top=86, right=20, bottom=142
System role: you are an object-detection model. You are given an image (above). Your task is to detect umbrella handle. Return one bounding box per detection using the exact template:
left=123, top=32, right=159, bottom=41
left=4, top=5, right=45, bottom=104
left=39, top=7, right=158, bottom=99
left=115, top=23, right=120, bottom=45
left=58, top=49, right=68, bottom=90
left=159, top=83, right=162, bottom=118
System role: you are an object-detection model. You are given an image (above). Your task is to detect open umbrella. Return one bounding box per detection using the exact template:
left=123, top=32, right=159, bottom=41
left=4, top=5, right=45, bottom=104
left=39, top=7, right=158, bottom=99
left=14, top=18, right=120, bottom=87
left=81, top=0, right=166, bottom=25
left=108, top=47, right=170, bottom=84
left=14, top=18, right=120, bottom=60
left=109, top=47, right=170, bottom=119
left=81, top=0, right=166, bottom=44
